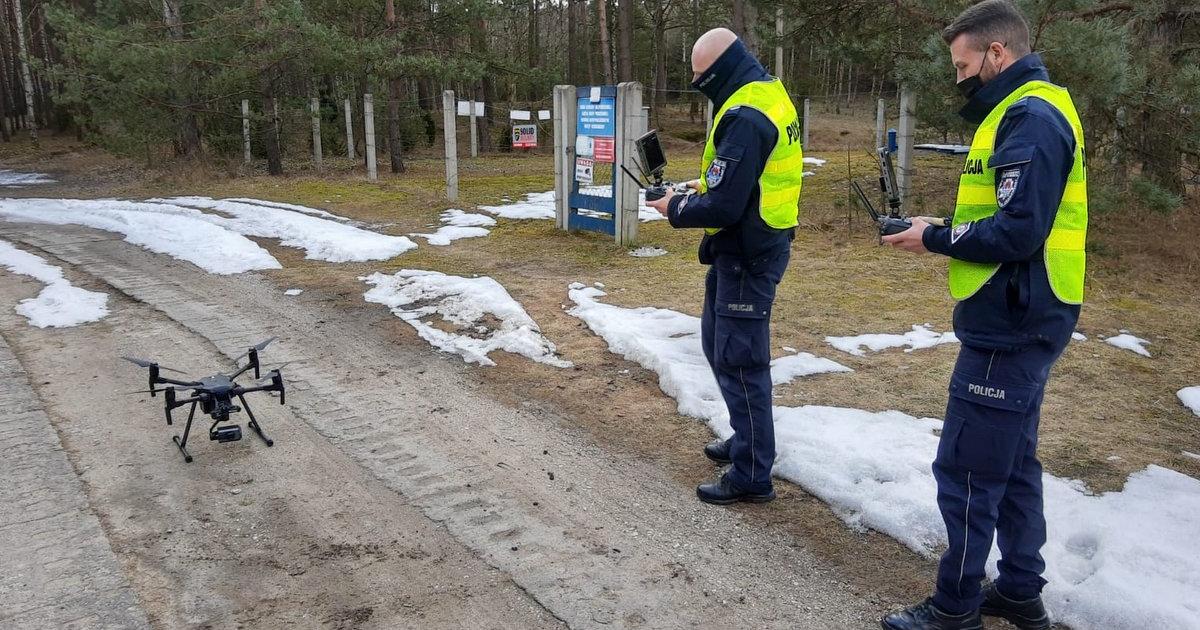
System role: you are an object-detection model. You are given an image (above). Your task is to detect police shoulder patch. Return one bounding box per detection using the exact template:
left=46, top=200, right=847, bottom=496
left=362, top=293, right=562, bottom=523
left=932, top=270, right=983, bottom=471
left=706, top=159, right=727, bottom=189
left=997, top=167, right=1022, bottom=208
left=951, top=221, right=972, bottom=245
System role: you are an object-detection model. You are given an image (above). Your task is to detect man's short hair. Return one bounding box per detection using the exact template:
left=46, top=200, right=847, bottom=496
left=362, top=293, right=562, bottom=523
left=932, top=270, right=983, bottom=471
left=942, top=0, right=1032, bottom=55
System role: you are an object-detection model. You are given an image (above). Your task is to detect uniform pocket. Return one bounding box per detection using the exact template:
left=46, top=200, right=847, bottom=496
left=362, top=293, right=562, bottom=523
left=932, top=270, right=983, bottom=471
left=937, top=373, right=1037, bottom=476
left=714, top=311, right=770, bottom=368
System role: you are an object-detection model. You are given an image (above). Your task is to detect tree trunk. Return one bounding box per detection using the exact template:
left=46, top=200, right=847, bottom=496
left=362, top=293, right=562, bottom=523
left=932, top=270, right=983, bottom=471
left=596, top=0, right=613, bottom=84
left=255, top=0, right=281, bottom=174
left=616, top=0, right=633, bottom=81
left=10, top=0, right=37, bottom=145
left=163, top=0, right=201, bottom=157
left=731, top=0, right=757, bottom=56
left=1138, top=9, right=1185, bottom=194
left=470, top=17, right=496, bottom=152
left=384, top=0, right=405, bottom=172
left=651, top=4, right=667, bottom=128
left=567, top=0, right=579, bottom=84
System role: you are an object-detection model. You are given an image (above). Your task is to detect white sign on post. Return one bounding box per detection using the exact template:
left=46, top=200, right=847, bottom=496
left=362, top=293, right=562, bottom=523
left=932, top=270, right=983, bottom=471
left=457, top=101, right=485, bottom=117
left=575, top=135, right=594, bottom=157
left=575, top=157, right=595, bottom=185
left=510, top=110, right=531, bottom=121
left=538, top=110, right=551, bottom=120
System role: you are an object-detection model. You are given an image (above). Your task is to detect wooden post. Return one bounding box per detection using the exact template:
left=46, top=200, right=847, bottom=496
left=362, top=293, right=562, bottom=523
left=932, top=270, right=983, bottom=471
left=897, top=87, right=915, bottom=205
left=614, top=82, right=642, bottom=246
left=802, top=98, right=811, bottom=148
left=364, top=93, right=377, bottom=181
left=241, top=99, right=252, bottom=164
left=442, top=90, right=458, bottom=201
left=875, top=98, right=885, bottom=150
left=343, top=97, right=355, bottom=158
left=469, top=99, right=479, bottom=158
left=774, top=8, right=784, bottom=76
left=552, top=85, right=577, bottom=231
left=310, top=97, right=323, bottom=169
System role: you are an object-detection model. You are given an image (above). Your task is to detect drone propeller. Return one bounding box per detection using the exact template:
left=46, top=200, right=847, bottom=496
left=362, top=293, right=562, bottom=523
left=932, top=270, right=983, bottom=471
left=122, top=386, right=185, bottom=396
left=234, top=337, right=276, bottom=363
left=121, top=356, right=189, bottom=375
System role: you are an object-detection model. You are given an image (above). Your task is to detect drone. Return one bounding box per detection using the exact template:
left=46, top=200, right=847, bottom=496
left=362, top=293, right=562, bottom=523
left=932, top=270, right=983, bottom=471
left=123, top=337, right=286, bottom=463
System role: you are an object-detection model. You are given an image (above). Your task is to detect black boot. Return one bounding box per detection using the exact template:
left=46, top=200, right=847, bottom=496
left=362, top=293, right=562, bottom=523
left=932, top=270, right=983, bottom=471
left=696, top=474, right=775, bottom=505
left=980, top=583, right=1050, bottom=630
left=703, top=438, right=732, bottom=464
left=881, top=598, right=982, bottom=630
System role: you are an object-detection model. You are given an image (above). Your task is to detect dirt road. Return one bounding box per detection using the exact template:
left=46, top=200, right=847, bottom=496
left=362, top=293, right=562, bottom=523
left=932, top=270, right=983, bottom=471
left=0, top=221, right=879, bottom=628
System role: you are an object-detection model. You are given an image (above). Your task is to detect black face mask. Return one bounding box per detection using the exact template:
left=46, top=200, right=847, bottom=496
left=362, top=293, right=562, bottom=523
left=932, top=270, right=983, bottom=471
left=956, top=53, right=989, bottom=100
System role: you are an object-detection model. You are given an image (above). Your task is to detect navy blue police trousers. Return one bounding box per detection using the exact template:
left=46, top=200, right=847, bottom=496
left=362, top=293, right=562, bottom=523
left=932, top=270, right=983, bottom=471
left=932, top=341, right=1067, bottom=614
left=700, top=250, right=790, bottom=494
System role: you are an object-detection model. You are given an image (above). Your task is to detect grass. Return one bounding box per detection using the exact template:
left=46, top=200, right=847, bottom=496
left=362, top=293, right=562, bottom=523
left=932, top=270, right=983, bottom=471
left=3, top=110, right=1198, bottom=494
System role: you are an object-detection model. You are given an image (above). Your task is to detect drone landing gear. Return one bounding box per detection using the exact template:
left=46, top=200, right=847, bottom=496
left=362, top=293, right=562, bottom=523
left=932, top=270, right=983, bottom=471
left=238, top=393, right=274, bottom=447
left=170, top=397, right=274, bottom=463
left=173, top=401, right=198, bottom=463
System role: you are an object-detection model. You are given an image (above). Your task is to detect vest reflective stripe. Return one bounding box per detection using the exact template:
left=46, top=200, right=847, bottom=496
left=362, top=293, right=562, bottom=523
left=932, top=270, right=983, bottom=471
left=949, top=80, right=1088, bottom=305
left=699, top=78, right=804, bottom=235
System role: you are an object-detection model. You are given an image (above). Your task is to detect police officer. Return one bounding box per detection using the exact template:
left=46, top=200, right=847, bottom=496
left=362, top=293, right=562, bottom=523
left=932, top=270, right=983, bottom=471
left=645, top=28, right=803, bottom=505
left=880, top=2, right=1086, bottom=629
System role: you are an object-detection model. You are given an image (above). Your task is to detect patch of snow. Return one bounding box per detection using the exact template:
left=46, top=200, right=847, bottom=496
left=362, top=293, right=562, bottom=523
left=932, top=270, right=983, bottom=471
left=1072, top=331, right=1087, bottom=341
left=223, top=197, right=349, bottom=221
left=152, top=196, right=416, bottom=262
left=479, top=189, right=666, bottom=223
left=0, top=239, right=108, bottom=327
left=0, top=169, right=55, bottom=187
left=803, top=157, right=827, bottom=166
left=440, top=209, right=496, bottom=228
left=770, top=350, right=852, bottom=385
left=1103, top=333, right=1151, bottom=357
left=914, top=144, right=971, bottom=155
left=410, top=225, right=490, bottom=246
left=1178, top=387, right=1200, bottom=417
left=1183, top=451, right=1200, bottom=462
left=362, top=270, right=570, bottom=368
left=825, top=325, right=959, bottom=357
left=479, top=191, right=556, bottom=220
left=284, top=288, right=303, bottom=296
left=629, top=246, right=668, bottom=258
left=0, top=198, right=281, bottom=274
left=566, top=285, right=1200, bottom=630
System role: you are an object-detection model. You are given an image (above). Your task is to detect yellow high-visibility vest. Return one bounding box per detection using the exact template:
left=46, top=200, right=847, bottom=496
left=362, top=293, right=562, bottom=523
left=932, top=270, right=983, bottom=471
left=950, top=80, right=1088, bottom=304
left=699, top=78, right=804, bottom=235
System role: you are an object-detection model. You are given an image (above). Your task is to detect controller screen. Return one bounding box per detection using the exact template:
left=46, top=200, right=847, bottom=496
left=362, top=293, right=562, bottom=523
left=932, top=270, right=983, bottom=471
left=636, top=130, right=667, bottom=177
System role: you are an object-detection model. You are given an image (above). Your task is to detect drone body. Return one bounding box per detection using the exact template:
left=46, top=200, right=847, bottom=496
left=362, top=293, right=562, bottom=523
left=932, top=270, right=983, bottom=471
left=124, top=337, right=287, bottom=462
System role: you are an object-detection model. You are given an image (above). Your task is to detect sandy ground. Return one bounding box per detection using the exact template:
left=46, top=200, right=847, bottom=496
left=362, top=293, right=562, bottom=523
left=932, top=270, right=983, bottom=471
left=0, top=222, right=889, bottom=628
left=6, top=120, right=1194, bottom=628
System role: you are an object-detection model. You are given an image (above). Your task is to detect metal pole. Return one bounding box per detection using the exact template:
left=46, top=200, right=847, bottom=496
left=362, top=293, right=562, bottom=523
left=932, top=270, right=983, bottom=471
left=443, top=90, right=459, bottom=201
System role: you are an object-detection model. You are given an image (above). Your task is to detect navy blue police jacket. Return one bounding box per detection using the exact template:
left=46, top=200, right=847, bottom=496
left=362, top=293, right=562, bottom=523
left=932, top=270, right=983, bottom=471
left=666, top=39, right=793, bottom=268
left=922, top=54, right=1081, bottom=351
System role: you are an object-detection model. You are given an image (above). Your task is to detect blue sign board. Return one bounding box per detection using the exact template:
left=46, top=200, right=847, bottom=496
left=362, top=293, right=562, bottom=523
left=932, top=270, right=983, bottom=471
left=569, top=86, right=619, bottom=236
left=577, top=97, right=616, bottom=137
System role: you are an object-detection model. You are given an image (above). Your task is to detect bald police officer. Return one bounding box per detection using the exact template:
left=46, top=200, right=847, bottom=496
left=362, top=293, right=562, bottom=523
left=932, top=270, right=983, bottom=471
left=646, top=28, right=803, bottom=505
left=880, top=2, right=1086, bottom=629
